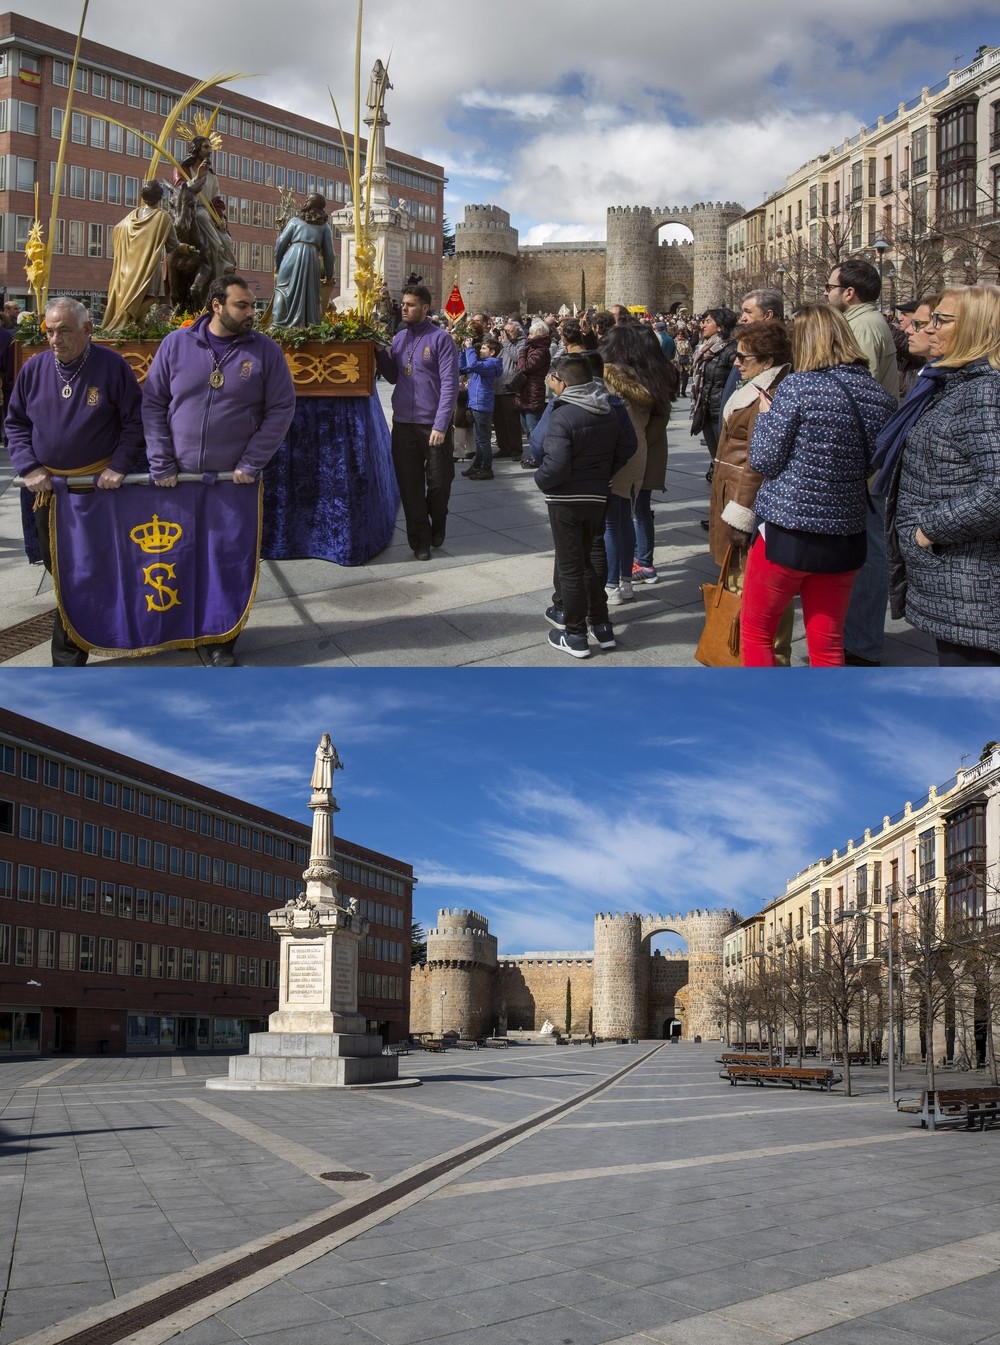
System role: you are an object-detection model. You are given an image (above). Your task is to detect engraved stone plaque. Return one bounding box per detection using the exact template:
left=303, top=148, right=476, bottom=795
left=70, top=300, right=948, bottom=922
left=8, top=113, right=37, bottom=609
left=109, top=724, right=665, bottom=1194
left=287, top=943, right=326, bottom=1003
left=333, top=942, right=356, bottom=1006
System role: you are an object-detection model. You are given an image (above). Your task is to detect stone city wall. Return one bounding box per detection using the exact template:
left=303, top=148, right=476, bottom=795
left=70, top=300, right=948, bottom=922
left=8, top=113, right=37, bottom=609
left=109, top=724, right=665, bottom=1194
left=498, top=957, right=594, bottom=1035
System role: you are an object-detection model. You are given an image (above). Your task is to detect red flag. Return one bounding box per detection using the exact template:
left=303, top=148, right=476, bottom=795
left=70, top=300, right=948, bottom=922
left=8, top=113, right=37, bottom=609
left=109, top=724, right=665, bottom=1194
left=19, top=69, right=42, bottom=86
left=444, top=284, right=465, bottom=318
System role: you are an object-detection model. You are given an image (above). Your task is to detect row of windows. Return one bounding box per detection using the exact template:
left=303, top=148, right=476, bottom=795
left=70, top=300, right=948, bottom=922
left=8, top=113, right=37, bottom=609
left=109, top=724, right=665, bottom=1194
left=358, top=971, right=403, bottom=1001
left=38, top=57, right=439, bottom=193
left=0, top=864, right=282, bottom=936
left=2, top=743, right=308, bottom=862
left=0, top=922, right=278, bottom=985
left=361, top=936, right=406, bottom=964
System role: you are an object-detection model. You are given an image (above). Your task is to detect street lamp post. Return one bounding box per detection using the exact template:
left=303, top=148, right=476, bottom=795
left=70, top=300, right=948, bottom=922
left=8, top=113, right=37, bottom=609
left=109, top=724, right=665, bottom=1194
left=439, top=989, right=447, bottom=1038
left=775, top=262, right=787, bottom=297
left=873, top=234, right=890, bottom=312
left=884, top=887, right=897, bottom=1106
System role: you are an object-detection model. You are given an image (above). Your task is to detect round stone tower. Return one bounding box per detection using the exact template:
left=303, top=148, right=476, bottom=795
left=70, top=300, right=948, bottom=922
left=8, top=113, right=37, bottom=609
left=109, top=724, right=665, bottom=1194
left=453, top=205, right=519, bottom=314
left=592, top=913, right=643, bottom=1038
left=605, top=207, right=656, bottom=310
left=425, top=908, right=498, bottom=1037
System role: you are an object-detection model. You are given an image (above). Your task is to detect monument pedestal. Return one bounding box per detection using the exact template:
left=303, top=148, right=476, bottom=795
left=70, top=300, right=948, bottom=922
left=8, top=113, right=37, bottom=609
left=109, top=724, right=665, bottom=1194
left=206, top=1030, right=404, bottom=1089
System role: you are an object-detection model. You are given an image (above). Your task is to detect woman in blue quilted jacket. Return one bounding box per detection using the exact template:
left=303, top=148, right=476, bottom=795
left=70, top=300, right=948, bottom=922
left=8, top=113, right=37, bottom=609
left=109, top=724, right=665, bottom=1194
left=740, top=304, right=895, bottom=666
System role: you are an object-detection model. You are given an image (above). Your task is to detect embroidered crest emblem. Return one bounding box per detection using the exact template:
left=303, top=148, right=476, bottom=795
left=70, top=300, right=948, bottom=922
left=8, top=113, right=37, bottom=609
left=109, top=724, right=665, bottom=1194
left=422, top=346, right=431, bottom=361
left=240, top=361, right=253, bottom=379
left=87, top=387, right=100, bottom=406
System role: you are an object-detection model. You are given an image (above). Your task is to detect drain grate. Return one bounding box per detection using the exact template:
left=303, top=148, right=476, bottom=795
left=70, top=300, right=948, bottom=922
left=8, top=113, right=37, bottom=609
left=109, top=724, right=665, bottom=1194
left=319, top=1170, right=370, bottom=1182
left=0, top=610, right=55, bottom=663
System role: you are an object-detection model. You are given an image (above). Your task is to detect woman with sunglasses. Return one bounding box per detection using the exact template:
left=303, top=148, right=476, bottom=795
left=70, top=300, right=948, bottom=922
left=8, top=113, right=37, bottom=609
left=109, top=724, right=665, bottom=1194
left=707, top=320, right=792, bottom=659
left=882, top=285, right=1000, bottom=666
left=740, top=304, right=895, bottom=666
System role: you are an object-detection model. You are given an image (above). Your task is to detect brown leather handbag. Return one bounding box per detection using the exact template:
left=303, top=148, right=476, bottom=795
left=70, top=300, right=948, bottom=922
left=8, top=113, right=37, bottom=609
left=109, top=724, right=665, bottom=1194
left=695, top=545, right=742, bottom=667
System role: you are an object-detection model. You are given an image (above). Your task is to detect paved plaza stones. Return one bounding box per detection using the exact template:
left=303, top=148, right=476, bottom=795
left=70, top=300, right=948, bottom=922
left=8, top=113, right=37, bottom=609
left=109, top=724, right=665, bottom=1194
left=0, top=389, right=935, bottom=669
left=6, top=1042, right=1000, bottom=1345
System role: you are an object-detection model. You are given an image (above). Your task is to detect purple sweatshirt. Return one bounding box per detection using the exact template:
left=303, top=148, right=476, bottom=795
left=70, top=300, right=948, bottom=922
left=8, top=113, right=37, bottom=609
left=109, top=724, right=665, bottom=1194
left=142, top=314, right=296, bottom=480
left=375, top=318, right=459, bottom=435
left=6, top=343, right=145, bottom=477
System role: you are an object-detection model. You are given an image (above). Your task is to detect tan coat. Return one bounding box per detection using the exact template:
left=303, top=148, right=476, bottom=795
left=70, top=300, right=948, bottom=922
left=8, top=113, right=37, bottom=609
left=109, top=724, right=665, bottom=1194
left=708, top=363, right=788, bottom=565
left=602, top=363, right=669, bottom=498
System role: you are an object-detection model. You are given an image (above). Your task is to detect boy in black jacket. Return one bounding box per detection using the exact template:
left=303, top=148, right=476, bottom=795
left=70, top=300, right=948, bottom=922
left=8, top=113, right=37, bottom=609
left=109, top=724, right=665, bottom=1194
left=535, top=355, right=635, bottom=658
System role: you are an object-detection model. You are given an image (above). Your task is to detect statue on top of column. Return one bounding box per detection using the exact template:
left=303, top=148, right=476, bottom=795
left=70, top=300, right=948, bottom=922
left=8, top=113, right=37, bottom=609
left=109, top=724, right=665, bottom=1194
left=310, top=733, right=344, bottom=790
left=366, top=60, right=392, bottom=117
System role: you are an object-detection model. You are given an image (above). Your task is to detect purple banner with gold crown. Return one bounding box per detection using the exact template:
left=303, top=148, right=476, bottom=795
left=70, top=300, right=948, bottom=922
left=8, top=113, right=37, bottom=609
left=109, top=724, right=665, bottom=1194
left=49, top=478, right=263, bottom=655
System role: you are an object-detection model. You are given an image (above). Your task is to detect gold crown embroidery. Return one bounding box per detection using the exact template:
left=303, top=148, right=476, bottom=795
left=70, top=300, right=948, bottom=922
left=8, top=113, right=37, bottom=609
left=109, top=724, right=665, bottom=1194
left=129, top=514, right=183, bottom=554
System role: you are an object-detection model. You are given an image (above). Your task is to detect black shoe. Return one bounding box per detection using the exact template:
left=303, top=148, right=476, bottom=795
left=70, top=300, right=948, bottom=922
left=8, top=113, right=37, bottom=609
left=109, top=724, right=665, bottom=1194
left=431, top=531, right=446, bottom=549
left=414, top=548, right=432, bottom=561
left=705, top=464, right=714, bottom=483
left=544, top=605, right=565, bottom=630
left=843, top=651, right=881, bottom=667
left=469, top=467, right=494, bottom=480
left=520, top=458, right=538, bottom=469
left=461, top=466, right=477, bottom=477
left=699, top=518, right=710, bottom=530
left=197, top=643, right=239, bottom=667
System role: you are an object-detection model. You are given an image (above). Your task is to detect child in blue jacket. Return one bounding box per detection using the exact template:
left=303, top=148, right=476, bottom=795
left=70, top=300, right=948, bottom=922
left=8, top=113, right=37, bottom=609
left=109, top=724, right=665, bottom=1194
left=459, top=337, right=503, bottom=479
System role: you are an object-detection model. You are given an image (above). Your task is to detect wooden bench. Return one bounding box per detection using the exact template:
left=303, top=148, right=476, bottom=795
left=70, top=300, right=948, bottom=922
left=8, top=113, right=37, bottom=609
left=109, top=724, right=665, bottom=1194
left=381, top=1042, right=409, bottom=1056
left=454, top=1039, right=480, bottom=1050
left=718, top=1052, right=772, bottom=1065
left=422, top=1038, right=445, bottom=1053
left=899, top=1087, right=1000, bottom=1130
left=481, top=1037, right=509, bottom=1049
left=722, top=1064, right=842, bottom=1091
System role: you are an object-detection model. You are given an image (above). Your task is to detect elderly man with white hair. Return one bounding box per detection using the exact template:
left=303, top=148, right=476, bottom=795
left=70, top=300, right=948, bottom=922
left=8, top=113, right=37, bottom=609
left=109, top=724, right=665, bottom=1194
left=494, top=317, right=526, bottom=460
left=6, top=296, right=144, bottom=664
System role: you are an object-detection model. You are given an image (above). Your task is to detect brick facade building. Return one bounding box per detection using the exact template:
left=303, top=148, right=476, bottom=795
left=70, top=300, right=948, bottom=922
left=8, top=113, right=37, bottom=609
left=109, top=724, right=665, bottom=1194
left=0, top=708, right=413, bottom=1056
left=1, top=12, right=446, bottom=312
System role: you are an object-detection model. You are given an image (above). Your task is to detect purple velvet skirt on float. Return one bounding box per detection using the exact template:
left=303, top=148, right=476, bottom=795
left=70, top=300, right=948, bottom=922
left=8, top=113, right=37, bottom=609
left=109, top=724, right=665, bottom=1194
left=261, top=394, right=399, bottom=566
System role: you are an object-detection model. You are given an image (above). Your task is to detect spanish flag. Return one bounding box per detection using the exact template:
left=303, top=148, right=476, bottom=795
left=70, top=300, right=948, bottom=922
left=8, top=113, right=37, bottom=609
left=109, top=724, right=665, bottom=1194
left=19, top=68, right=42, bottom=86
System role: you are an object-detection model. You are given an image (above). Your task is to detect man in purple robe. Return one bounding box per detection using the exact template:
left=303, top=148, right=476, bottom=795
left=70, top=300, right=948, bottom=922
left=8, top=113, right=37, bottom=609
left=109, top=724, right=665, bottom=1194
left=142, top=275, right=295, bottom=666
left=6, top=297, right=145, bottom=665
left=374, top=283, right=459, bottom=560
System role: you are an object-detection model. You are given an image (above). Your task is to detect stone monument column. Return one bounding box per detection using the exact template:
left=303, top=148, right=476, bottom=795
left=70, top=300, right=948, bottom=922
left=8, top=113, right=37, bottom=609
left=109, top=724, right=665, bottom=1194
left=267, top=733, right=366, bottom=1036
left=207, top=734, right=412, bottom=1090
left=331, top=60, right=413, bottom=309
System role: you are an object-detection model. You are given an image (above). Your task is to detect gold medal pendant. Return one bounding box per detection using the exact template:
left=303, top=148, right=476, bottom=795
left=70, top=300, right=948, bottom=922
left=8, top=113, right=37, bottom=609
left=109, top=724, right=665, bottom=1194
left=209, top=369, right=225, bottom=389
left=61, top=385, right=73, bottom=399
left=404, top=362, right=413, bottom=376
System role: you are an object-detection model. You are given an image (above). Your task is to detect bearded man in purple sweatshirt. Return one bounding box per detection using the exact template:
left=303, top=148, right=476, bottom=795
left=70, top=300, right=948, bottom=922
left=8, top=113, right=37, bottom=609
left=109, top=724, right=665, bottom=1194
left=6, top=296, right=145, bottom=666
left=374, top=283, right=459, bottom=560
left=142, top=275, right=295, bottom=665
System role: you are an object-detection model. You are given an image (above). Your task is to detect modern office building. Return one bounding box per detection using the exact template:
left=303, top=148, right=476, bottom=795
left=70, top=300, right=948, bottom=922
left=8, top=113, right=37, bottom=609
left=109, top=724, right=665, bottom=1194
left=0, top=12, right=446, bottom=311
left=727, top=46, right=1000, bottom=305
left=0, top=708, right=413, bottom=1056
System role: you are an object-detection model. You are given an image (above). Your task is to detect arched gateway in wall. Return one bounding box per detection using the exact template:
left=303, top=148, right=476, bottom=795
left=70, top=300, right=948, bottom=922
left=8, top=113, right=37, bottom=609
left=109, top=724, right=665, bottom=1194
left=605, top=204, right=745, bottom=314
left=411, top=907, right=739, bottom=1042
left=453, top=200, right=744, bottom=316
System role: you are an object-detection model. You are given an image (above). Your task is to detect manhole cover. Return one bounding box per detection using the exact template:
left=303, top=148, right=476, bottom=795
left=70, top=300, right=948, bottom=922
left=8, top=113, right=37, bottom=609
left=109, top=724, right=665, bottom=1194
left=319, top=1170, right=370, bottom=1182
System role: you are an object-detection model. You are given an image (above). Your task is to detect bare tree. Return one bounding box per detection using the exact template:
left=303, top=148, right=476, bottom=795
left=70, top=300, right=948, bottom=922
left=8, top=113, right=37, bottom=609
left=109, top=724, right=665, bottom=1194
left=900, top=883, right=954, bottom=1105
left=810, top=914, right=870, bottom=1096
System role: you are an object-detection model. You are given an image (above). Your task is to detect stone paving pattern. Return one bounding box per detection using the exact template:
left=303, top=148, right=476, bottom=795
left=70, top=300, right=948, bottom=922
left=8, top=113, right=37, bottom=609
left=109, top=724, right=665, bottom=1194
left=5, top=1043, right=1000, bottom=1344
left=0, top=389, right=935, bottom=668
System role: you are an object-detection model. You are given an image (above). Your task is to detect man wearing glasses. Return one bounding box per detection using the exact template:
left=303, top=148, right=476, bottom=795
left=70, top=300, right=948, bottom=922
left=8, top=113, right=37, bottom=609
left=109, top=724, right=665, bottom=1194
left=825, top=258, right=900, bottom=665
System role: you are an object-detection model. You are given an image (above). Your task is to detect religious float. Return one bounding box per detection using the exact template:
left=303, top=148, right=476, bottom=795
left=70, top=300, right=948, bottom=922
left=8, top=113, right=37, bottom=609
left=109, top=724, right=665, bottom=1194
left=14, top=0, right=404, bottom=581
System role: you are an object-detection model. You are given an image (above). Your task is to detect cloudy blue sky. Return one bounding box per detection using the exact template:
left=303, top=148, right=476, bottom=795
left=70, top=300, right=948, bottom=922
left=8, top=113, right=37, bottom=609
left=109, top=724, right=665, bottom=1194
left=2, top=669, right=996, bottom=955
left=30, top=1, right=1000, bottom=242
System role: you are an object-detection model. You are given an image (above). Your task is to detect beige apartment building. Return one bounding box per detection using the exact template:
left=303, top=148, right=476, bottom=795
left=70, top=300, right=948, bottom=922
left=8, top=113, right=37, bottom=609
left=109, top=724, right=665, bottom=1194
left=727, top=46, right=1000, bottom=307
left=722, top=744, right=1000, bottom=1067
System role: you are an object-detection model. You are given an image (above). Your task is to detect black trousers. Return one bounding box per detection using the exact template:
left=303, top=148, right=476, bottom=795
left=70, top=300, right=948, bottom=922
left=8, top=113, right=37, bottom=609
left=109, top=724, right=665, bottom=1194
left=493, top=394, right=523, bottom=458
left=547, top=500, right=610, bottom=635
left=33, top=499, right=88, bottom=666
left=936, top=638, right=1000, bottom=667
left=390, top=422, right=455, bottom=552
